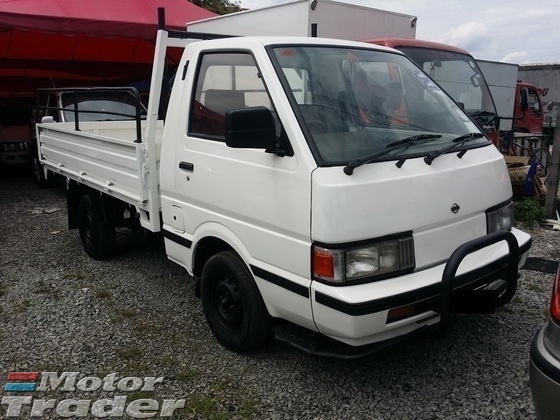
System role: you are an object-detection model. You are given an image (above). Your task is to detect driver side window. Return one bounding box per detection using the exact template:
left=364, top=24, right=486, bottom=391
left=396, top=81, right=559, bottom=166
left=190, top=52, right=277, bottom=140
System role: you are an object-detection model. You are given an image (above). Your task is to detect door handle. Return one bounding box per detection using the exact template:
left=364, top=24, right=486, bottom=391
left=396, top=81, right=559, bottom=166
left=179, top=161, right=194, bottom=171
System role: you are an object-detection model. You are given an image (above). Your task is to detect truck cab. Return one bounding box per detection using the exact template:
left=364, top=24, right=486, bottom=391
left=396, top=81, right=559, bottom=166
left=159, top=36, right=531, bottom=354
left=513, top=81, right=543, bottom=134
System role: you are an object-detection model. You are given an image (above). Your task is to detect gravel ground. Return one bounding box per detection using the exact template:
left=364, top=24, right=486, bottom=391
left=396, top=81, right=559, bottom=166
left=1, top=167, right=559, bottom=419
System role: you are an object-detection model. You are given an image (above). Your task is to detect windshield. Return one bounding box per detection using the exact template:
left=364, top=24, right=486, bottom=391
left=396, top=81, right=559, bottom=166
left=398, top=47, right=498, bottom=135
left=270, top=45, right=485, bottom=165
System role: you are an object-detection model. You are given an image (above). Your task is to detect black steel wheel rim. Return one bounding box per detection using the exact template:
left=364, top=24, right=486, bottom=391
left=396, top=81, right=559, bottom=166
left=80, top=209, right=95, bottom=249
left=213, top=275, right=243, bottom=333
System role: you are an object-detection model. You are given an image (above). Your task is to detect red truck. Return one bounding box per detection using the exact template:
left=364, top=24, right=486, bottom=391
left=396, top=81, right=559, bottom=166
left=513, top=81, right=543, bottom=135
left=365, top=38, right=501, bottom=145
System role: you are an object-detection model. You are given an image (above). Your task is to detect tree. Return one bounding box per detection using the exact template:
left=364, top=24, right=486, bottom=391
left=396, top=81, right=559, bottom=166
left=189, top=0, right=242, bottom=15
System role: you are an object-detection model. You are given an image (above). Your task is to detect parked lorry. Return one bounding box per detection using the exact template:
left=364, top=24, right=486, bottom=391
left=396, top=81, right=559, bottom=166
left=477, top=59, right=544, bottom=136
left=186, top=0, right=417, bottom=40
left=0, top=98, right=33, bottom=169
left=518, top=63, right=560, bottom=137
left=35, top=9, right=531, bottom=357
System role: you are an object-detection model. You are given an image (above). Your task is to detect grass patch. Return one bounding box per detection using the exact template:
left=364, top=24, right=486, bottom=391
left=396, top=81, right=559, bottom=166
left=35, top=362, right=60, bottom=373
left=116, top=346, right=142, bottom=360
left=127, top=391, right=155, bottom=401
left=119, top=308, right=139, bottom=319
left=514, top=198, right=546, bottom=225
left=33, top=279, right=54, bottom=295
left=63, top=271, right=87, bottom=280
left=13, top=299, right=33, bottom=314
left=160, top=355, right=174, bottom=368
left=186, top=395, right=217, bottom=418
left=133, top=321, right=164, bottom=336
left=175, top=368, right=199, bottom=382
left=527, top=282, right=543, bottom=292
left=185, top=393, right=259, bottom=419
left=95, top=288, right=112, bottom=300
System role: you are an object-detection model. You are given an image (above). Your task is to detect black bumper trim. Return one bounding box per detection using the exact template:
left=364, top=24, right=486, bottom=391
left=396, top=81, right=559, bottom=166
left=316, top=231, right=524, bottom=317
left=316, top=283, right=441, bottom=317
left=162, top=228, right=192, bottom=249
left=251, top=265, right=310, bottom=299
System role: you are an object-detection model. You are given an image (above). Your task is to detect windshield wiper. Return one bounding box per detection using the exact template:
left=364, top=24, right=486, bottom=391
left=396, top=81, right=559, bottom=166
left=424, top=132, right=485, bottom=165
left=343, top=134, right=441, bottom=175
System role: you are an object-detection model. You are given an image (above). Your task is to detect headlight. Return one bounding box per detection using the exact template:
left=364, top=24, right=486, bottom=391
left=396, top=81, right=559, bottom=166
left=486, top=201, right=514, bottom=233
left=313, top=235, right=415, bottom=284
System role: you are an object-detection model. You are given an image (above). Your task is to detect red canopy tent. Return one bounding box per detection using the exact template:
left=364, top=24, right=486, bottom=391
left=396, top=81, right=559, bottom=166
left=0, top=0, right=216, bottom=95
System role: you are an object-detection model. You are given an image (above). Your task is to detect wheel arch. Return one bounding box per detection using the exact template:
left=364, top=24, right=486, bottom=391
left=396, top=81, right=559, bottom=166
left=191, top=223, right=253, bottom=279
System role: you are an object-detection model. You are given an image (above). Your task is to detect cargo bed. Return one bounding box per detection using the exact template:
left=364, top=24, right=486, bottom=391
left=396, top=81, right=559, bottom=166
left=36, top=119, right=164, bottom=231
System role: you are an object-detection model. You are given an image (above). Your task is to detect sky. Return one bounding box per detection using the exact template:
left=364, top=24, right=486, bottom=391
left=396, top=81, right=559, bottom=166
left=237, top=0, right=560, bottom=64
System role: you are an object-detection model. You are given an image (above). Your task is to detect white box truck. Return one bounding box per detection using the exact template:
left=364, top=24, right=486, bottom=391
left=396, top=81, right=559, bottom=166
left=476, top=59, right=518, bottom=132
left=34, top=10, right=531, bottom=357
left=186, top=0, right=417, bottom=40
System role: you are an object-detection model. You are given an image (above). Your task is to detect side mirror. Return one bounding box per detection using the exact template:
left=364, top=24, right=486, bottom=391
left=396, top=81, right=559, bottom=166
left=470, top=74, right=480, bottom=88
left=225, top=106, right=276, bottom=150
left=519, top=87, right=528, bottom=112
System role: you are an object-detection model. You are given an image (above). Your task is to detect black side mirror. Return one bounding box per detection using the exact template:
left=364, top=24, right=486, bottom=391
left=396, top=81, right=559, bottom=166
left=225, top=106, right=276, bottom=150
left=519, top=87, right=528, bottom=112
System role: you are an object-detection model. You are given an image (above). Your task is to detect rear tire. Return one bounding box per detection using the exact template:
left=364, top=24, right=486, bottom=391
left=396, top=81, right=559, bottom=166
left=77, top=194, right=116, bottom=260
left=200, top=251, right=272, bottom=352
left=32, top=153, right=51, bottom=188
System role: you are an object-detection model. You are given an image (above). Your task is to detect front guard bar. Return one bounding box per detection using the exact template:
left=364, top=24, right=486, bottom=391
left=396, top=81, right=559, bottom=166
left=440, top=230, right=519, bottom=325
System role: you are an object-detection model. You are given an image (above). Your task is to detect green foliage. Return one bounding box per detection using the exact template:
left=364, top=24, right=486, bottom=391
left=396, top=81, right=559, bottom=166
left=514, top=198, right=546, bottom=225
left=189, top=0, right=242, bottom=15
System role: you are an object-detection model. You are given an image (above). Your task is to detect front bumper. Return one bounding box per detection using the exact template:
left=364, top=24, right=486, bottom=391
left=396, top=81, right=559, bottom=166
left=530, top=326, right=560, bottom=420
left=0, top=149, right=29, bottom=166
left=311, top=229, right=531, bottom=347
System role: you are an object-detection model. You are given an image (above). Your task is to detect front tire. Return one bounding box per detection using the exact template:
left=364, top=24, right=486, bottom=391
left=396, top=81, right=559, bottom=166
left=77, top=194, right=116, bottom=260
left=200, top=251, right=272, bottom=352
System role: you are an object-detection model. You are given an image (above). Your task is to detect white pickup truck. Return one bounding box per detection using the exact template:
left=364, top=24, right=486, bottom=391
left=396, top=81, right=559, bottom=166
left=35, top=13, right=531, bottom=357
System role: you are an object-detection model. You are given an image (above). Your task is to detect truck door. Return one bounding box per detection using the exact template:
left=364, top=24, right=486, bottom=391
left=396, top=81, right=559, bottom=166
left=513, top=84, right=543, bottom=134
left=171, top=51, right=315, bottom=329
